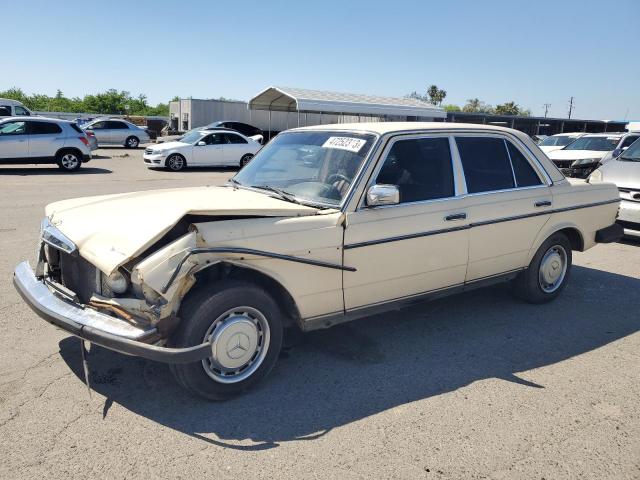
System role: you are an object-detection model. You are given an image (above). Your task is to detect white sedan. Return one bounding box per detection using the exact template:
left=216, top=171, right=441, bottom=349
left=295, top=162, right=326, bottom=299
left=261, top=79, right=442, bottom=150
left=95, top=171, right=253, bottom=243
left=144, top=129, right=261, bottom=171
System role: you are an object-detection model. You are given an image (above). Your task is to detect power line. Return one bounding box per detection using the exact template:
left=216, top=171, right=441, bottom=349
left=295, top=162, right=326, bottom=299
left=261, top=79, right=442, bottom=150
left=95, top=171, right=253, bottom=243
left=543, top=103, right=551, bottom=117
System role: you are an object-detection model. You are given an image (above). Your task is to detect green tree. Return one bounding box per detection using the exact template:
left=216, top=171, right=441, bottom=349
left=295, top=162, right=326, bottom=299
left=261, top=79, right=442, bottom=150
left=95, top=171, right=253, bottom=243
left=494, top=101, right=530, bottom=116
left=462, top=98, right=494, bottom=114
left=442, top=104, right=461, bottom=112
left=427, top=85, right=447, bottom=105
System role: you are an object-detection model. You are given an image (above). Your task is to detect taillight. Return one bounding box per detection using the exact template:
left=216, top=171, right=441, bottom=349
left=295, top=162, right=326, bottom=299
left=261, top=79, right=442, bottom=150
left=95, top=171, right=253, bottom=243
left=79, top=136, right=89, bottom=146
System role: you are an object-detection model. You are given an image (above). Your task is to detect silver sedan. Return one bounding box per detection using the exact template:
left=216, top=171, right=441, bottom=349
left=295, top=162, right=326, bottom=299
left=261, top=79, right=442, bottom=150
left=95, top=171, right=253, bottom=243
left=82, top=118, right=150, bottom=148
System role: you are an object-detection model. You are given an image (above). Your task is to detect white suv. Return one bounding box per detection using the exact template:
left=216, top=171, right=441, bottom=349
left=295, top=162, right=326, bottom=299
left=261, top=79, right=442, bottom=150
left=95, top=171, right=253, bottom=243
left=0, top=117, right=92, bottom=172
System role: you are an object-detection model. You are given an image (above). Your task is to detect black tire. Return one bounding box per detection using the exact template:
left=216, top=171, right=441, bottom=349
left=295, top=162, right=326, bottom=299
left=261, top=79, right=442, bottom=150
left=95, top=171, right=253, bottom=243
left=165, top=153, right=186, bottom=171
left=56, top=149, right=82, bottom=172
left=170, top=281, right=284, bottom=400
left=512, top=232, right=572, bottom=304
left=240, top=154, right=254, bottom=167
left=125, top=136, right=140, bottom=149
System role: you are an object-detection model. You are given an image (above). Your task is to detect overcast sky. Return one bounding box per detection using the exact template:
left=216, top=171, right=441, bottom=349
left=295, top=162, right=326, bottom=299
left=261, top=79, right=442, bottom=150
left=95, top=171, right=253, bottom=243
left=3, top=0, right=638, bottom=120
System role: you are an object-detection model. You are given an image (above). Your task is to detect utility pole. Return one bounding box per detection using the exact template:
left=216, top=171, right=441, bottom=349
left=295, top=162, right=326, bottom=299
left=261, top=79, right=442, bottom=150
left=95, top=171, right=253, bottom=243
left=567, top=97, right=574, bottom=119
left=543, top=103, right=551, bottom=118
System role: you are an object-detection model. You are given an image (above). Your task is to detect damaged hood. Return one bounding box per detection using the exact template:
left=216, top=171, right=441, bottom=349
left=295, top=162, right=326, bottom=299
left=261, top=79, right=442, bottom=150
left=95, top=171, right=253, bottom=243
left=45, top=185, right=319, bottom=274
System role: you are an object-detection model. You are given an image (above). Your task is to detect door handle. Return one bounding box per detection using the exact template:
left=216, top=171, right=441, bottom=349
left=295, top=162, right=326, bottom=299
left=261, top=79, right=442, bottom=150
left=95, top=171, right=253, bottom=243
left=535, top=200, right=552, bottom=207
left=444, top=213, right=467, bottom=221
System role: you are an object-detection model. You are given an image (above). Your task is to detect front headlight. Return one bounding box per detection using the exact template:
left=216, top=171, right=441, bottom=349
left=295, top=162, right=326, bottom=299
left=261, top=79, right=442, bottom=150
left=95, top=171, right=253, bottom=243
left=41, top=218, right=77, bottom=254
left=104, top=270, right=130, bottom=294
left=587, top=168, right=603, bottom=183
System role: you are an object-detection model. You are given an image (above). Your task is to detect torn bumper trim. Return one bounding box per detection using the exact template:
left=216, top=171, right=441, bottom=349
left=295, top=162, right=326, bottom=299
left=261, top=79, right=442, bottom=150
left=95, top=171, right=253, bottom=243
left=13, top=261, right=211, bottom=364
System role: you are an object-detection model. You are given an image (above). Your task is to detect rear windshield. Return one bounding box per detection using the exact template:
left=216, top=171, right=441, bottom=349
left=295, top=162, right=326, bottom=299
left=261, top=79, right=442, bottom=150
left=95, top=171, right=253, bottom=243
left=564, top=137, right=618, bottom=152
left=70, top=124, right=83, bottom=134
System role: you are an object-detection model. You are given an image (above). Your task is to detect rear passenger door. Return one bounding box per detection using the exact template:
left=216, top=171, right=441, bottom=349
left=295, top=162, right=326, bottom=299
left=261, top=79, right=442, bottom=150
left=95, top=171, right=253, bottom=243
left=222, top=133, right=249, bottom=165
left=106, top=121, right=130, bottom=145
left=453, top=135, right=552, bottom=281
left=27, top=121, right=63, bottom=159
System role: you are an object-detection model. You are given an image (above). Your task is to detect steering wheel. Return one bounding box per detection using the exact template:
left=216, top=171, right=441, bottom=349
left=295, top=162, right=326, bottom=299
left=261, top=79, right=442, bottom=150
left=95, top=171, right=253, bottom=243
left=326, top=173, right=351, bottom=184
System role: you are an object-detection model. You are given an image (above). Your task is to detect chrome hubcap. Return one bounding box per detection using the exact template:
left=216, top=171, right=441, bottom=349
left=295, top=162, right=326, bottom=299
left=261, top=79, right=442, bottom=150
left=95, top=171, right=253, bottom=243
left=61, top=154, right=79, bottom=169
left=538, top=245, right=567, bottom=293
left=242, top=155, right=252, bottom=166
left=168, top=155, right=183, bottom=170
left=128, top=138, right=138, bottom=147
left=202, top=306, right=270, bottom=384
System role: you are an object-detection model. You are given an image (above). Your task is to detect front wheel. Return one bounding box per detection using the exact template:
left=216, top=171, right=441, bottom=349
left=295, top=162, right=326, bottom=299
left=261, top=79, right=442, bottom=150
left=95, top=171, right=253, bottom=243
left=512, top=232, right=572, bottom=303
left=170, top=281, right=284, bottom=400
left=165, top=154, right=186, bottom=171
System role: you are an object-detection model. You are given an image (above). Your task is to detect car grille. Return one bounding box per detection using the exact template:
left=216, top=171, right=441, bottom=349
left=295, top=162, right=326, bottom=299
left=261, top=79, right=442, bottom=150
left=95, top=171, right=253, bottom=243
left=58, top=252, right=99, bottom=303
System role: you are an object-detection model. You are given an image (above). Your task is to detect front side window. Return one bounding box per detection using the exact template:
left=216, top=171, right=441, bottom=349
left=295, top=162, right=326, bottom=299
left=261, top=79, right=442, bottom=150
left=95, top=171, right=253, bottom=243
left=0, top=107, right=11, bottom=116
left=233, top=131, right=376, bottom=207
left=0, top=121, right=27, bottom=135
left=564, top=136, right=619, bottom=151
left=375, top=137, right=454, bottom=203
left=506, top=141, right=543, bottom=187
left=29, top=121, right=62, bottom=135
left=14, top=106, right=30, bottom=116
left=202, top=133, right=224, bottom=145
left=455, top=137, right=515, bottom=193
left=88, top=121, right=107, bottom=130
left=619, top=139, right=640, bottom=162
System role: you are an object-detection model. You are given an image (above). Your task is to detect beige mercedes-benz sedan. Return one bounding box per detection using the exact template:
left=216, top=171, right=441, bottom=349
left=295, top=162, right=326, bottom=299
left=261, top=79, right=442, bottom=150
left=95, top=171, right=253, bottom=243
left=14, top=122, right=622, bottom=400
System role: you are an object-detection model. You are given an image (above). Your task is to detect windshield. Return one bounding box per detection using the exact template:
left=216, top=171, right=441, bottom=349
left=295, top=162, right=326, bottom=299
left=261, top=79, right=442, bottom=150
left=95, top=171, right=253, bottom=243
left=620, top=138, right=640, bottom=162
left=180, top=130, right=206, bottom=144
left=232, top=131, right=376, bottom=207
left=564, top=136, right=618, bottom=152
left=540, top=136, right=577, bottom=147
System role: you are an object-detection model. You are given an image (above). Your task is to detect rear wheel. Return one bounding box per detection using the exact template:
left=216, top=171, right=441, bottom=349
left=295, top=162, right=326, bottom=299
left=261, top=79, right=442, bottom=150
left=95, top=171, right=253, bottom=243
left=125, top=136, right=140, bottom=148
left=170, top=281, right=283, bottom=400
left=56, top=150, right=82, bottom=172
left=512, top=232, right=572, bottom=303
left=166, top=154, right=186, bottom=171
left=240, top=154, right=254, bottom=167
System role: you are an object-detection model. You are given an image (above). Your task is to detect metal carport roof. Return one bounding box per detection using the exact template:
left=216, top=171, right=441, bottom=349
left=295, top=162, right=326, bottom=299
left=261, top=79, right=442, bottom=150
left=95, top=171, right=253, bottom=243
left=248, top=86, right=446, bottom=118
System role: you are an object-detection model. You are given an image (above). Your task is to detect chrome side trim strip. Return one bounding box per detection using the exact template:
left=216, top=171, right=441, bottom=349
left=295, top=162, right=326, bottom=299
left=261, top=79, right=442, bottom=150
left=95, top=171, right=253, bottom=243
left=344, top=198, right=620, bottom=250
left=162, top=247, right=356, bottom=293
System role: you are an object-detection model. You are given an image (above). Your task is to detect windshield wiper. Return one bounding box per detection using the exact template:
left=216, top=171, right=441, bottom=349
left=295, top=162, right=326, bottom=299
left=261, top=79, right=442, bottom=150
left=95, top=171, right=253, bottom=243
left=250, top=185, right=302, bottom=204
left=228, top=177, right=242, bottom=187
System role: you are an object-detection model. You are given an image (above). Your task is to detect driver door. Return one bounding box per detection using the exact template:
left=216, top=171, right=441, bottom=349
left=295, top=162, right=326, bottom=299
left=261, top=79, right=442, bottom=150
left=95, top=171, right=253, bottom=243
left=343, top=134, right=470, bottom=310
left=192, top=133, right=224, bottom=165
left=0, top=120, right=29, bottom=160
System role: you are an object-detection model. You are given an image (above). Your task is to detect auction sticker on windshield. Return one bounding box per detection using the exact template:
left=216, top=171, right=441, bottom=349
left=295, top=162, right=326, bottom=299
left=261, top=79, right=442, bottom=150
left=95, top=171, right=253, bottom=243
left=322, top=136, right=367, bottom=153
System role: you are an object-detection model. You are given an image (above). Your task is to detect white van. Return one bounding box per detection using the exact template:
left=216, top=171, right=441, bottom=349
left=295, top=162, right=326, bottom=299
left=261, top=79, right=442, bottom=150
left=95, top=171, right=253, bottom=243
left=0, top=99, right=33, bottom=117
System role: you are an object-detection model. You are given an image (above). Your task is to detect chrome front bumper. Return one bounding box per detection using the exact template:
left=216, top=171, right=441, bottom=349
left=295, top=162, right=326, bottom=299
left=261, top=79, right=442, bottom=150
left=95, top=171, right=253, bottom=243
left=13, top=261, right=210, bottom=364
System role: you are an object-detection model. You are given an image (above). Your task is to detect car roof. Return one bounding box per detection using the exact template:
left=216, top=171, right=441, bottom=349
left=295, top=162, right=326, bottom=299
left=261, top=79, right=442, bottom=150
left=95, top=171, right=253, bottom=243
left=551, top=132, right=584, bottom=137
left=0, top=116, right=72, bottom=124
left=293, top=121, right=536, bottom=136
left=581, top=132, right=624, bottom=138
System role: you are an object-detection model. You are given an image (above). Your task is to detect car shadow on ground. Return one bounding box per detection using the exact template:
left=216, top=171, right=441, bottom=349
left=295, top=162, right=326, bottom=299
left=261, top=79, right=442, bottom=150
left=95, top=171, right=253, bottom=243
left=0, top=167, right=112, bottom=175
left=58, top=265, right=640, bottom=450
left=147, top=166, right=239, bottom=174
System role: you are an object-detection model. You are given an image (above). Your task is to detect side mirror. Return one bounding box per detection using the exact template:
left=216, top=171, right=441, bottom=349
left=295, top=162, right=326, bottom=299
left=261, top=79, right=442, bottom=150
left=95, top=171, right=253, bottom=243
left=196, top=141, right=206, bottom=146
left=366, top=184, right=400, bottom=207
left=612, top=148, right=622, bottom=158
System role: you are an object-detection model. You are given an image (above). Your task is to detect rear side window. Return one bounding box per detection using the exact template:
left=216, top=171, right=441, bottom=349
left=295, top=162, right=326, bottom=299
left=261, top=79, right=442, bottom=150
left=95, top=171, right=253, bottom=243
left=70, top=124, right=83, bottom=134
left=506, top=141, right=542, bottom=187
left=376, top=137, right=454, bottom=203
left=29, top=121, right=62, bottom=135
left=107, top=121, right=129, bottom=129
left=224, top=133, right=247, bottom=144
left=455, top=137, right=515, bottom=193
